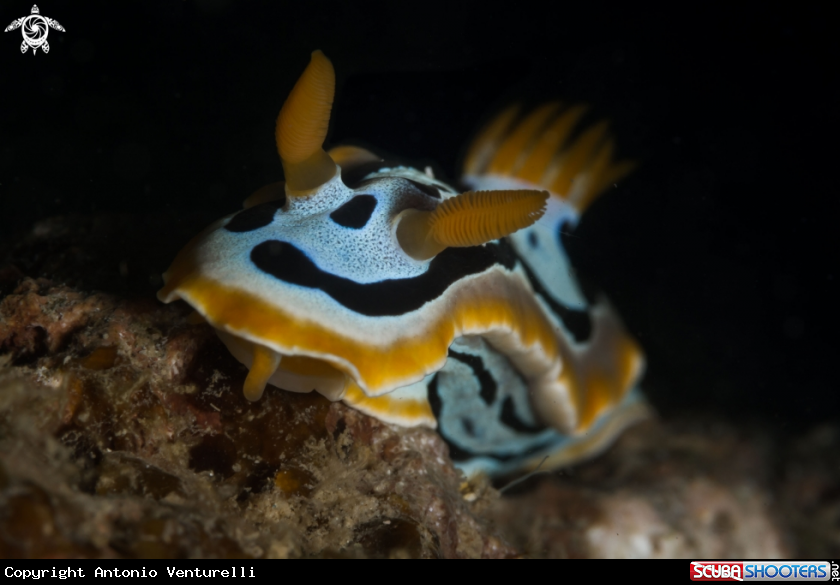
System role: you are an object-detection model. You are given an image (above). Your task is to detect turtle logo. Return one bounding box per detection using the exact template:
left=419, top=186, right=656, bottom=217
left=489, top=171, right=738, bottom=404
left=5, top=5, right=65, bottom=55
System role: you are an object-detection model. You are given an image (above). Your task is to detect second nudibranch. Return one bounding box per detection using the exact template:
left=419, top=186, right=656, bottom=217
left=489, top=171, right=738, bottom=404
left=158, top=50, right=648, bottom=478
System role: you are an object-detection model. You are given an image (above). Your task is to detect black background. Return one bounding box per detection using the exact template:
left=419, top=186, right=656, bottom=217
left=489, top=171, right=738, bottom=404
left=0, top=1, right=836, bottom=430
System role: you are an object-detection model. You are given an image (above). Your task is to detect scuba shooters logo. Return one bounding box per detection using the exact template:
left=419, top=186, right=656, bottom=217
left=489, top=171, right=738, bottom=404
left=690, top=561, right=835, bottom=581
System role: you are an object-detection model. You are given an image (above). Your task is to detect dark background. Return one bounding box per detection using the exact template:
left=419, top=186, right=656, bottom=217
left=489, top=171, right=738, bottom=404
left=0, top=1, right=836, bottom=430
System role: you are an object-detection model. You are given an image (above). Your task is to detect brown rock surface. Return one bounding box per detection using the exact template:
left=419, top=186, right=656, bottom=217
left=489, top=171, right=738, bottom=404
left=0, top=215, right=835, bottom=558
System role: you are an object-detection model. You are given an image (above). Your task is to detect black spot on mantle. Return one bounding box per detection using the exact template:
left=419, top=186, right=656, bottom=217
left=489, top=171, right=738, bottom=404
left=224, top=199, right=285, bottom=233
left=250, top=239, right=516, bottom=317
left=404, top=179, right=441, bottom=199
left=340, top=159, right=403, bottom=189
left=527, top=230, right=539, bottom=249
left=448, top=349, right=497, bottom=406
left=329, top=195, right=377, bottom=229
left=499, top=396, right=545, bottom=434
left=340, top=160, right=444, bottom=200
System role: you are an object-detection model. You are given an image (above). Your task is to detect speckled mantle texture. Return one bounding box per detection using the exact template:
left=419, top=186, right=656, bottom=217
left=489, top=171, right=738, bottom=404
left=0, top=215, right=836, bottom=558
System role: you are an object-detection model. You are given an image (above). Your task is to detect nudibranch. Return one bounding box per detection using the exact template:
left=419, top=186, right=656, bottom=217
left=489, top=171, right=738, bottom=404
left=158, top=50, right=649, bottom=478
